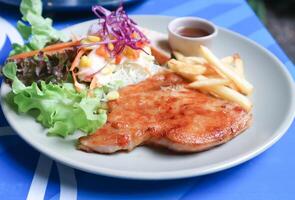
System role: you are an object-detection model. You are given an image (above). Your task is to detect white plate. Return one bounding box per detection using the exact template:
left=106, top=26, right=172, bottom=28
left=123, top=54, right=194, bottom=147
left=1, top=16, right=295, bottom=180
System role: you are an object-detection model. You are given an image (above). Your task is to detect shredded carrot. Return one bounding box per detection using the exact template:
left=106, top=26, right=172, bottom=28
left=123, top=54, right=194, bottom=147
left=71, top=71, right=82, bottom=93
left=150, top=46, right=170, bottom=65
left=135, top=41, right=145, bottom=48
left=115, top=54, right=123, bottom=64
left=89, top=76, right=97, bottom=90
left=95, top=45, right=109, bottom=58
left=9, top=40, right=81, bottom=60
left=41, top=47, right=73, bottom=56
left=89, top=76, right=103, bottom=97
left=70, top=48, right=86, bottom=71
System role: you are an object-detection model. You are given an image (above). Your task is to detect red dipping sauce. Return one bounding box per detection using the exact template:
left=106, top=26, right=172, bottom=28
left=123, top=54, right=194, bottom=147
left=177, top=27, right=210, bottom=38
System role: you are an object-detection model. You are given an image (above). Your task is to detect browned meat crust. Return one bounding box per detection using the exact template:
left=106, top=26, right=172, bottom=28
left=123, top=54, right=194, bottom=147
left=78, top=72, right=252, bottom=153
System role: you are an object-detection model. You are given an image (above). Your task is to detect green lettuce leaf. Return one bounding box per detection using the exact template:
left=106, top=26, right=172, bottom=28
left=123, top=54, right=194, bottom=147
left=20, top=0, right=42, bottom=21
left=3, top=62, right=108, bottom=137
left=2, top=62, right=17, bottom=80
left=9, top=43, right=32, bottom=56
left=10, top=0, right=68, bottom=56
left=17, top=21, right=32, bottom=40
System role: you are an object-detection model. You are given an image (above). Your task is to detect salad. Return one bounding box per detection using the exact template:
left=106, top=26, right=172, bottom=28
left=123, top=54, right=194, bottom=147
left=1, top=0, right=162, bottom=137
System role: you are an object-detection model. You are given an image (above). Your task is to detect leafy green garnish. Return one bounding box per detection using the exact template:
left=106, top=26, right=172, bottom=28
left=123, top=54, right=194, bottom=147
left=2, top=62, right=17, bottom=80
left=6, top=48, right=77, bottom=86
left=20, top=0, right=42, bottom=20
left=3, top=62, right=108, bottom=137
left=17, top=21, right=32, bottom=40
left=9, top=43, right=32, bottom=56
left=10, top=0, right=68, bottom=56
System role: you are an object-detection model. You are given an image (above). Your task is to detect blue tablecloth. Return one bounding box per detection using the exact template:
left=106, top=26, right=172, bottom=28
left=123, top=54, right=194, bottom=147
left=0, top=0, right=294, bottom=199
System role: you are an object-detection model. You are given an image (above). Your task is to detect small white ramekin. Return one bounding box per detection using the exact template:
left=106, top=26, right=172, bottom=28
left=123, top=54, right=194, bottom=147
left=168, top=17, right=218, bottom=56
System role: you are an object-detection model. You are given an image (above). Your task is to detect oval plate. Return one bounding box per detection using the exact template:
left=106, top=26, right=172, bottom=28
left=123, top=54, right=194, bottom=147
left=1, top=16, right=295, bottom=180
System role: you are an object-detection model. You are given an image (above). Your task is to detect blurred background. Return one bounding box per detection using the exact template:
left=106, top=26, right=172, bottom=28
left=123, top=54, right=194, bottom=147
left=248, top=0, right=295, bottom=63
left=0, top=0, right=294, bottom=62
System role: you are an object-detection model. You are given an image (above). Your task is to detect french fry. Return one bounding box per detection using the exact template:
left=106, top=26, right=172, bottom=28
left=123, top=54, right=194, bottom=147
left=203, top=63, right=219, bottom=76
left=222, top=63, right=237, bottom=74
left=221, top=63, right=242, bottom=88
left=172, top=51, right=206, bottom=64
left=195, top=76, right=252, bottom=111
left=206, top=85, right=252, bottom=111
left=199, top=45, right=253, bottom=95
left=188, top=78, right=229, bottom=88
left=221, top=56, right=234, bottom=64
left=226, top=81, right=239, bottom=91
left=233, top=54, right=244, bottom=78
left=168, top=59, right=206, bottom=81
left=233, top=53, right=240, bottom=59
left=203, top=58, right=229, bottom=80
left=205, top=74, right=222, bottom=79
left=203, top=62, right=238, bottom=90
left=169, top=48, right=253, bottom=111
left=197, top=75, right=238, bottom=95
left=181, top=57, right=207, bottom=65
left=222, top=55, right=245, bottom=78
left=172, top=51, right=185, bottom=60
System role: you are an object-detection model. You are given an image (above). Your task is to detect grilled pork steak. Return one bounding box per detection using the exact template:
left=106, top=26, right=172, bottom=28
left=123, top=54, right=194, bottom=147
left=78, top=72, right=252, bottom=153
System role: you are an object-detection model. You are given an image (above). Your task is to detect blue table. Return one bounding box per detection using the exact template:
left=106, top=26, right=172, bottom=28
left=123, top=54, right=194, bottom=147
left=0, top=0, right=294, bottom=199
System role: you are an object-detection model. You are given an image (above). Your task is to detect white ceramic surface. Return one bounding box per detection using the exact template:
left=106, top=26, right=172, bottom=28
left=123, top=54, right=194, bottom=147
left=168, top=17, right=218, bottom=56
left=1, top=16, right=295, bottom=180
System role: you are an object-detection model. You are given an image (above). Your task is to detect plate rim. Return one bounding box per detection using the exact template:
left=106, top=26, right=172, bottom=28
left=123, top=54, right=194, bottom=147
left=1, top=15, right=295, bottom=180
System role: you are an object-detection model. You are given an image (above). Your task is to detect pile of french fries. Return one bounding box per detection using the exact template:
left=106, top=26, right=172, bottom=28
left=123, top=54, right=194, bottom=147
left=167, top=45, right=253, bottom=111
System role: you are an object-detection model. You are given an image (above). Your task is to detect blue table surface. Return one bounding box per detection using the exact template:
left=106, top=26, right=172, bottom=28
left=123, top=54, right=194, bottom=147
left=0, top=0, right=294, bottom=199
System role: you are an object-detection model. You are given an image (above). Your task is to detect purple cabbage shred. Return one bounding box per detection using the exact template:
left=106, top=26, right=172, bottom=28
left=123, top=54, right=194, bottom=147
left=85, top=5, right=150, bottom=57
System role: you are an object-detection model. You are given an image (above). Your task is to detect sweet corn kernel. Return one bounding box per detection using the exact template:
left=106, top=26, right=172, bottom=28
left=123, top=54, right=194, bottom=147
left=79, top=56, right=92, bottom=68
left=87, top=35, right=101, bottom=42
left=108, top=43, right=114, bottom=51
left=107, top=91, right=119, bottom=100
left=80, top=39, right=95, bottom=50
left=81, top=39, right=90, bottom=44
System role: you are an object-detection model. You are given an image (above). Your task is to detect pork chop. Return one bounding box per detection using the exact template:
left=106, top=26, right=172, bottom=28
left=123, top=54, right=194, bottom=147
left=78, top=71, right=252, bottom=153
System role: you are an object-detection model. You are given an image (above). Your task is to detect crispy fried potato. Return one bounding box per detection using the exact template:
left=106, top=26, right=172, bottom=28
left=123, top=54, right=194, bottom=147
left=168, top=59, right=206, bottom=81
left=205, top=74, right=223, bottom=79
left=221, top=56, right=234, bottom=64
left=206, top=85, right=252, bottom=111
left=199, top=46, right=253, bottom=95
left=202, top=63, right=238, bottom=90
left=233, top=55, right=245, bottom=78
left=188, top=78, right=229, bottom=88
left=194, top=76, right=251, bottom=111
left=173, top=51, right=207, bottom=64
left=169, top=48, right=252, bottom=111
left=223, top=62, right=237, bottom=74
left=225, top=81, right=239, bottom=91
left=181, top=57, right=207, bottom=65
left=203, top=63, right=219, bottom=76
left=172, top=51, right=185, bottom=60
left=222, top=55, right=245, bottom=78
